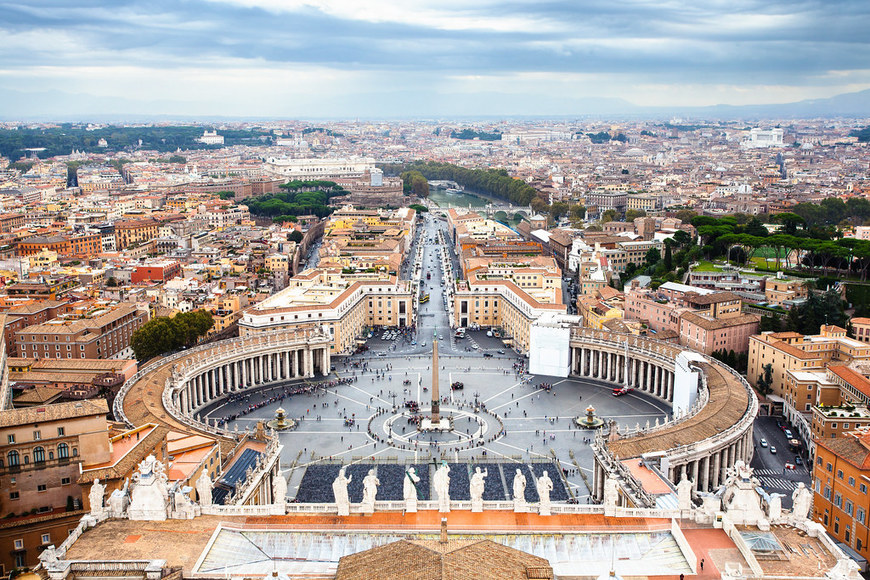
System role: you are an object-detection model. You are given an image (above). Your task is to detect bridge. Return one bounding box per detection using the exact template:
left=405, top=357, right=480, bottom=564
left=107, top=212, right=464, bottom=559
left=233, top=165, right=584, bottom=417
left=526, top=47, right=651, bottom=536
left=481, top=204, right=533, bottom=220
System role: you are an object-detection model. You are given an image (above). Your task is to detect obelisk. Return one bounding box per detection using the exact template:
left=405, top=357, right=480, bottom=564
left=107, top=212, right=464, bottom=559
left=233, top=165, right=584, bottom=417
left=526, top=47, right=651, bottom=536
left=431, top=330, right=440, bottom=423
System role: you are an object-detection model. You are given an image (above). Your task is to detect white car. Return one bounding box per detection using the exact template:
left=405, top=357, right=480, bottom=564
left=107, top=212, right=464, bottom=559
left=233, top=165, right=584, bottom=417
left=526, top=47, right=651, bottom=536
left=759, top=438, right=768, bottom=447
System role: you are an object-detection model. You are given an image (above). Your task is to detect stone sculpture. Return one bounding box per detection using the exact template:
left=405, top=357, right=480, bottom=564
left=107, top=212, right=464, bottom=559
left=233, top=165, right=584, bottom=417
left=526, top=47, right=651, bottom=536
left=767, top=492, right=784, bottom=521
left=791, top=482, right=813, bottom=522
left=603, top=473, right=620, bottom=514
left=434, top=462, right=451, bottom=513
left=512, top=469, right=527, bottom=513
left=470, top=467, right=488, bottom=513
left=108, top=479, right=129, bottom=518
left=89, top=479, right=106, bottom=517
left=721, top=460, right=766, bottom=526
left=404, top=467, right=421, bottom=513
left=196, top=472, right=213, bottom=507
left=536, top=471, right=553, bottom=516
left=332, top=467, right=352, bottom=516
left=273, top=473, right=288, bottom=506
left=128, top=455, right=169, bottom=521
left=361, top=469, right=380, bottom=513
left=677, top=475, right=694, bottom=511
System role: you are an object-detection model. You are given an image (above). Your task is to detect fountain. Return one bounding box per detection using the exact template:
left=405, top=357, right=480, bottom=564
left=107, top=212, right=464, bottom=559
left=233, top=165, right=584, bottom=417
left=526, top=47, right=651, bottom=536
left=267, top=407, right=296, bottom=431
left=574, top=405, right=604, bottom=429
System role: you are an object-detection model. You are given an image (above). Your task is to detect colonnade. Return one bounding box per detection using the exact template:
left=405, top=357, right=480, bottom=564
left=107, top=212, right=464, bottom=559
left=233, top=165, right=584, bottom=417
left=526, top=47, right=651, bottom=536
left=176, top=346, right=331, bottom=415
left=571, top=346, right=676, bottom=402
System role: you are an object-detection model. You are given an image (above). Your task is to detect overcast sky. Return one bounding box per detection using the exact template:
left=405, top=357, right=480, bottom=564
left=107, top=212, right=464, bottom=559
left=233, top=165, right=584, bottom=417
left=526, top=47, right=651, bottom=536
left=1, top=0, right=868, bottom=118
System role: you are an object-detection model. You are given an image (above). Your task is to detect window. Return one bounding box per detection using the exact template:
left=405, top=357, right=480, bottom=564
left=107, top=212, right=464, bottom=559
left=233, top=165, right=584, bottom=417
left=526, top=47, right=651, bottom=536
left=849, top=477, right=856, bottom=487
left=13, top=539, right=23, bottom=550
left=827, top=463, right=833, bottom=472
left=58, top=443, right=69, bottom=459
left=33, top=430, right=41, bottom=441
left=858, top=508, right=866, bottom=524
left=37, top=484, right=46, bottom=492
left=41, top=534, right=49, bottom=545
left=838, top=470, right=844, bottom=479
left=7, top=434, right=14, bottom=444
left=861, top=483, right=868, bottom=494
left=9, top=492, right=18, bottom=500
left=835, top=493, right=843, bottom=508
left=33, top=447, right=45, bottom=463
left=846, top=500, right=854, bottom=516
left=7, top=450, right=19, bottom=467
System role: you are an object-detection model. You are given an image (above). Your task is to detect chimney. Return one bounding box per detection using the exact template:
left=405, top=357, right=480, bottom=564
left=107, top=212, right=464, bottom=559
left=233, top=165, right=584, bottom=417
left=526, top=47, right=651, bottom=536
left=440, top=518, right=448, bottom=544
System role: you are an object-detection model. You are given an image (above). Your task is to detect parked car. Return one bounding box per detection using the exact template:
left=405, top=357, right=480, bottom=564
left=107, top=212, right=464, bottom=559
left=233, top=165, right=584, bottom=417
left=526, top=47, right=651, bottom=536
left=612, top=387, right=633, bottom=397
left=377, top=352, right=387, bottom=357
left=483, top=352, right=493, bottom=358
left=759, top=438, right=768, bottom=447
left=784, top=429, right=794, bottom=439
left=497, top=349, right=506, bottom=354
left=795, top=456, right=803, bottom=465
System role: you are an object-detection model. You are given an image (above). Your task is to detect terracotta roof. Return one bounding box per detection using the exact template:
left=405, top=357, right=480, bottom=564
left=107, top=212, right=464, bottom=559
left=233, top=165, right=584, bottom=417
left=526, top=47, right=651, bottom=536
left=12, top=385, right=64, bottom=404
left=827, top=365, right=870, bottom=399
left=685, top=291, right=741, bottom=305
left=816, top=435, right=870, bottom=470
left=0, top=398, right=108, bottom=427
left=680, top=311, right=759, bottom=332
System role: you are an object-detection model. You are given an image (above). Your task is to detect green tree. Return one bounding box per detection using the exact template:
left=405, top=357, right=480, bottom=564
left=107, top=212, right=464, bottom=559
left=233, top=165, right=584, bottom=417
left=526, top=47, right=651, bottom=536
left=675, top=209, right=697, bottom=223
left=130, top=310, right=214, bottom=362
left=569, top=204, right=587, bottom=223
left=168, top=155, right=186, bottom=164
left=644, top=247, right=662, bottom=266
left=756, top=363, right=774, bottom=397
left=601, top=209, right=618, bottom=223
left=409, top=204, right=429, bottom=213
left=663, top=241, right=673, bottom=271
left=288, top=230, right=303, bottom=243
left=549, top=202, right=569, bottom=221
left=626, top=209, right=647, bottom=221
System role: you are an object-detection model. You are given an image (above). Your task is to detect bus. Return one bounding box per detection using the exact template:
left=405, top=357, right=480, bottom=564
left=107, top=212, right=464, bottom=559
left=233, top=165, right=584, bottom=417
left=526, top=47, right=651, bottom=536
left=420, top=294, right=430, bottom=304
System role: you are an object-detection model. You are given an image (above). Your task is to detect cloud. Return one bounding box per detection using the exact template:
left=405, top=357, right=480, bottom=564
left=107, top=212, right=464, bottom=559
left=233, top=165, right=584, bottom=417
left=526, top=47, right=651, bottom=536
left=0, top=0, right=868, bottom=116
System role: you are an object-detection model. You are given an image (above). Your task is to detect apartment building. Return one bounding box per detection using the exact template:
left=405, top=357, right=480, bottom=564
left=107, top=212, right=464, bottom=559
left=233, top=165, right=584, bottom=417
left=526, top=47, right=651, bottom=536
left=765, top=275, right=810, bottom=306
left=0, top=399, right=110, bottom=572
left=114, top=219, right=161, bottom=250
left=16, top=233, right=101, bottom=258
left=15, top=303, right=149, bottom=360
left=130, top=260, right=181, bottom=284
left=748, top=326, right=870, bottom=425
left=813, top=430, right=870, bottom=562
left=2, top=300, right=70, bottom=356
left=852, top=318, right=870, bottom=343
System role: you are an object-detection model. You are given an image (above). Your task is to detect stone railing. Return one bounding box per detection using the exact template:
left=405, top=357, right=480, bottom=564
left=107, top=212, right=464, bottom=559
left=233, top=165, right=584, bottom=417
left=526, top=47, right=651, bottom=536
left=618, top=367, right=711, bottom=440
left=231, top=434, right=282, bottom=505
left=723, top=518, right=765, bottom=576
left=591, top=436, right=657, bottom=508
left=569, top=328, right=683, bottom=366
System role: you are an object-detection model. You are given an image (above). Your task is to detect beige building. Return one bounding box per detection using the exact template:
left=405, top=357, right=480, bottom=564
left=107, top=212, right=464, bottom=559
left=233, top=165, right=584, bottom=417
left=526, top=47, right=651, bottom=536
left=238, top=268, right=415, bottom=354
left=0, top=399, right=110, bottom=572
left=765, top=275, right=810, bottom=305
left=748, top=326, right=870, bottom=429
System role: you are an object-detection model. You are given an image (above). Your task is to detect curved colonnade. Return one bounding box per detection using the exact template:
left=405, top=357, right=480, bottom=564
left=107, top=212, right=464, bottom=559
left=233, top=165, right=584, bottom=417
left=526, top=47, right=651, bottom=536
left=569, top=328, right=757, bottom=504
left=114, top=327, right=332, bottom=442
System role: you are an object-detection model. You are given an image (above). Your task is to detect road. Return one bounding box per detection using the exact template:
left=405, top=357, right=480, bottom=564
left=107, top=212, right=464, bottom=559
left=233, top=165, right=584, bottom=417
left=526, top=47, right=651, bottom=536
left=750, top=415, right=811, bottom=508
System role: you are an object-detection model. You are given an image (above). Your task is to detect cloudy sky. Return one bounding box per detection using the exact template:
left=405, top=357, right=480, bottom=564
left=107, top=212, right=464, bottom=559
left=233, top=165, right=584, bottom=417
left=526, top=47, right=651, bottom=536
left=1, top=0, right=868, bottom=118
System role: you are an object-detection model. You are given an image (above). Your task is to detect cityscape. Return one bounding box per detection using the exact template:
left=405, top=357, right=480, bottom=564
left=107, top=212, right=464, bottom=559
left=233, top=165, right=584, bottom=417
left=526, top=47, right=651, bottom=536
left=1, top=1, right=870, bottom=579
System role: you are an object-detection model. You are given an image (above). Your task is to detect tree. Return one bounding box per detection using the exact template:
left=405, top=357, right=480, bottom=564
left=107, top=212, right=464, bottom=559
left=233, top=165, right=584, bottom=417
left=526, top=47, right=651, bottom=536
left=644, top=247, right=661, bottom=266
left=569, top=204, right=586, bottom=222
left=672, top=229, right=691, bottom=246
left=774, top=212, right=806, bottom=236
left=168, top=155, right=186, bottom=164
left=759, top=315, right=783, bottom=332
left=409, top=204, right=428, bottom=213
left=549, top=202, right=569, bottom=221
left=626, top=209, right=647, bottom=221
left=131, top=310, right=214, bottom=362
left=601, top=209, right=618, bottom=223
left=287, top=230, right=304, bottom=243
left=663, top=241, right=673, bottom=271
left=675, top=209, right=697, bottom=223
left=756, top=363, right=774, bottom=397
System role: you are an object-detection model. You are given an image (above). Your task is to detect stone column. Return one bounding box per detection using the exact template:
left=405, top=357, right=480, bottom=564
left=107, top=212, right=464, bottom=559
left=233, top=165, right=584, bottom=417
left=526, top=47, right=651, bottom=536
left=712, top=450, right=721, bottom=488
left=691, top=460, right=699, bottom=492
left=701, top=456, right=710, bottom=492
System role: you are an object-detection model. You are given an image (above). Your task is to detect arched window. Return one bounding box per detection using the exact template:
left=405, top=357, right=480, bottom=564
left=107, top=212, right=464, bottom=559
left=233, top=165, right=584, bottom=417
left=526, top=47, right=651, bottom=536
left=7, top=450, right=19, bottom=467
left=58, top=443, right=69, bottom=459
left=72, top=448, right=78, bottom=457
left=33, top=447, right=45, bottom=463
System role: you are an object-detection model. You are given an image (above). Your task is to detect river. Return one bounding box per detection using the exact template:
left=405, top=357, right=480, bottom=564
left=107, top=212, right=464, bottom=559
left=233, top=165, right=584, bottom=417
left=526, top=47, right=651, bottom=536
left=427, top=187, right=522, bottom=227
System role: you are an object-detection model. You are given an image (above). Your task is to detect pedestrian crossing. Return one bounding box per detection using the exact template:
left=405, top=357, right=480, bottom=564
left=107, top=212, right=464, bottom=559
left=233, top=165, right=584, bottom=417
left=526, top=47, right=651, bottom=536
left=755, top=475, right=802, bottom=491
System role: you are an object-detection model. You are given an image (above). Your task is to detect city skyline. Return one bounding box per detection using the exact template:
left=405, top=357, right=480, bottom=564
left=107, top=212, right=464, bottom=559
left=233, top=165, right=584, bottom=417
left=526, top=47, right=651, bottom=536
left=1, top=0, right=869, bottom=118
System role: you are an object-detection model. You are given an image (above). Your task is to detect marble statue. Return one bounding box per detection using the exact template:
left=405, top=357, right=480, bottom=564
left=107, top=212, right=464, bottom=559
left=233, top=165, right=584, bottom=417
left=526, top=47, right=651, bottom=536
left=361, top=469, right=380, bottom=513
left=89, top=479, right=106, bottom=517
left=196, top=472, right=213, bottom=506
left=721, top=460, right=766, bottom=526
left=38, top=545, right=59, bottom=565
left=434, top=463, right=451, bottom=513
left=273, top=473, right=288, bottom=506
left=332, top=467, right=352, bottom=516
left=470, top=467, right=488, bottom=512
left=791, top=482, right=813, bottom=522
left=128, top=455, right=169, bottom=521
left=603, top=473, right=620, bottom=513
left=108, top=479, right=129, bottom=518
left=536, top=471, right=553, bottom=516
left=677, top=475, right=694, bottom=511
left=404, top=467, right=421, bottom=513
left=512, top=469, right=527, bottom=512
left=172, top=484, right=197, bottom=519
left=767, top=492, right=784, bottom=521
